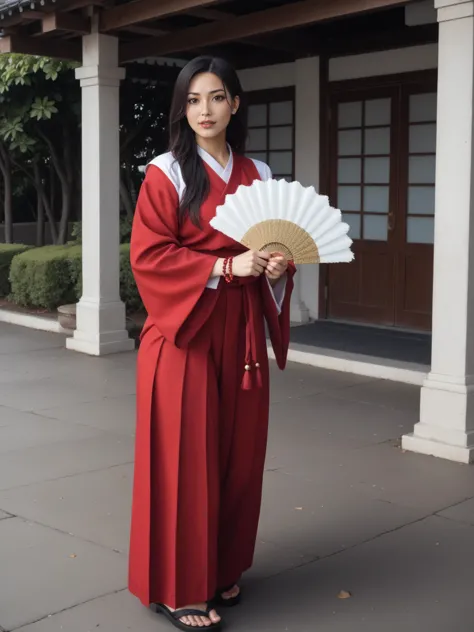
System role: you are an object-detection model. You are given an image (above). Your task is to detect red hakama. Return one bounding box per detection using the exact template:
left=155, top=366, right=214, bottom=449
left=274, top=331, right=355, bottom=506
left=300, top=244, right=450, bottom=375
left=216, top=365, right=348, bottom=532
left=129, top=151, right=294, bottom=609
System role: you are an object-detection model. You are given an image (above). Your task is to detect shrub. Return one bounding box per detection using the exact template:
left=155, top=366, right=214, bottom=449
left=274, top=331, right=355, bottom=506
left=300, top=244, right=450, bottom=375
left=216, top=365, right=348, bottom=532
left=10, top=245, right=81, bottom=310
left=0, top=244, right=31, bottom=298
left=10, top=243, right=142, bottom=313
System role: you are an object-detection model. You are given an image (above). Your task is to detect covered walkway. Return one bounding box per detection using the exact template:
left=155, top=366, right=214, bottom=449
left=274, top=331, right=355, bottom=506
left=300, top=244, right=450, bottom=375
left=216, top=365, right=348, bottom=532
left=0, top=323, right=474, bottom=631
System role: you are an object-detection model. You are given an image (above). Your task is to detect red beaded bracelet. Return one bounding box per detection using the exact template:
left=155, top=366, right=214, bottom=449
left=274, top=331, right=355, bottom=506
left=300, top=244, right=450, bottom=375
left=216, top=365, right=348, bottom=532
left=225, top=256, right=234, bottom=283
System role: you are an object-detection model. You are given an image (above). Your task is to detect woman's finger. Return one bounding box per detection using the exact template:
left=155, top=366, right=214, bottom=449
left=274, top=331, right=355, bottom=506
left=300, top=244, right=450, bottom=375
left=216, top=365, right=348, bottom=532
left=266, top=269, right=279, bottom=279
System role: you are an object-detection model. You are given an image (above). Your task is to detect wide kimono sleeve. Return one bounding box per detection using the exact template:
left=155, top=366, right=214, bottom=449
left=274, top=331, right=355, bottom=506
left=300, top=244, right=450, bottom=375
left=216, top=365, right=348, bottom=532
left=261, top=262, right=296, bottom=370
left=130, top=165, right=220, bottom=347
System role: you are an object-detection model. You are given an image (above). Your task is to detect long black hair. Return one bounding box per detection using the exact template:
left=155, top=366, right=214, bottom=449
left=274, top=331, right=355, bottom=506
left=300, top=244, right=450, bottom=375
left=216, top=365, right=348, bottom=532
left=169, top=56, right=247, bottom=227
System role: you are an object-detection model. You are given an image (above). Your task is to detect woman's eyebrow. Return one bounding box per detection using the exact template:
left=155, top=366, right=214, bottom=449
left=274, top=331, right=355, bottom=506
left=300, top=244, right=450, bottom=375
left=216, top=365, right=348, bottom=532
left=188, top=89, right=226, bottom=96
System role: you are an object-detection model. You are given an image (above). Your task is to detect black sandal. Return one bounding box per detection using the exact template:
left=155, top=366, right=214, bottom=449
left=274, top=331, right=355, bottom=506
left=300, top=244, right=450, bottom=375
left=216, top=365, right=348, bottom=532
left=213, top=583, right=241, bottom=608
left=151, top=602, right=222, bottom=631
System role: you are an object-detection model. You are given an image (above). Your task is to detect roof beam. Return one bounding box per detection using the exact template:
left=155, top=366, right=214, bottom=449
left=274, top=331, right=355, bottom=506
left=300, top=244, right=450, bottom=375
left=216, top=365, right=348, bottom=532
left=0, top=9, right=43, bottom=28
left=185, top=7, right=229, bottom=20
left=186, top=6, right=313, bottom=55
left=120, top=0, right=413, bottom=62
left=42, top=12, right=91, bottom=35
left=100, top=0, right=222, bottom=32
left=0, top=35, right=82, bottom=61
left=122, top=25, right=168, bottom=37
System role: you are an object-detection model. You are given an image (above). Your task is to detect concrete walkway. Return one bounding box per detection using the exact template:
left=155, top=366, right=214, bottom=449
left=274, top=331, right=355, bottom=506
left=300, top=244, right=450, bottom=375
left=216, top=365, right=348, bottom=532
left=0, top=322, right=474, bottom=631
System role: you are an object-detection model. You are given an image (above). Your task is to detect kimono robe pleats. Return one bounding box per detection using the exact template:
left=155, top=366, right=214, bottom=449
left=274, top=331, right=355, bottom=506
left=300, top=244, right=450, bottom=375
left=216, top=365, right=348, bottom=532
left=129, top=152, right=294, bottom=609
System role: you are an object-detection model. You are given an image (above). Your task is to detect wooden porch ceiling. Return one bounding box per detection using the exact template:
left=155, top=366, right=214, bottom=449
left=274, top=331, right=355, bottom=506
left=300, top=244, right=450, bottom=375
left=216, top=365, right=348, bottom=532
left=0, top=0, right=436, bottom=67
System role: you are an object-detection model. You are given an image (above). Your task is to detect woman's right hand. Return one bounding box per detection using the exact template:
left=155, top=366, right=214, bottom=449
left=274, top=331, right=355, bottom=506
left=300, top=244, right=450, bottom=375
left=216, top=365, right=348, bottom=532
left=233, top=250, right=269, bottom=278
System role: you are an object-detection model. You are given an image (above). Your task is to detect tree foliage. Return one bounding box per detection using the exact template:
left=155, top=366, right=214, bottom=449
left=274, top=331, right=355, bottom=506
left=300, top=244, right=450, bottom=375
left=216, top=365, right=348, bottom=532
left=0, top=54, right=80, bottom=244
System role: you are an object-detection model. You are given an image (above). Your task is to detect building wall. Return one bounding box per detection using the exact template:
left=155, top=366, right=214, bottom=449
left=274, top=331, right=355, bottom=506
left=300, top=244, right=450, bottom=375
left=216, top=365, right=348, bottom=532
left=239, top=42, right=439, bottom=323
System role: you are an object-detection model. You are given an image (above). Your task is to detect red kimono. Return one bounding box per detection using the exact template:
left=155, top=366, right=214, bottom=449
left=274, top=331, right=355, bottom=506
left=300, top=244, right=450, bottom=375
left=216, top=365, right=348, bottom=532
left=129, top=148, right=294, bottom=610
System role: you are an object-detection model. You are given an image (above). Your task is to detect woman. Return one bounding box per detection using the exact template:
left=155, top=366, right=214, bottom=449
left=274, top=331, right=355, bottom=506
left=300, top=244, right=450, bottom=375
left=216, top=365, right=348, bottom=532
left=129, top=55, right=295, bottom=631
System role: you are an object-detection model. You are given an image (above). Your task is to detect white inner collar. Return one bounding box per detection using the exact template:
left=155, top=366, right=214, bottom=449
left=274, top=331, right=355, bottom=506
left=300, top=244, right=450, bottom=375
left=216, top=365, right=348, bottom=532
left=197, top=144, right=233, bottom=184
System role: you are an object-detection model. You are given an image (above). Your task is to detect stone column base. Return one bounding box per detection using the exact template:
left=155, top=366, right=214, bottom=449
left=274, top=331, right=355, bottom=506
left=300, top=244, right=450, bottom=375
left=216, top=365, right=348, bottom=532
left=66, top=299, right=134, bottom=356
left=402, top=433, right=474, bottom=464
left=402, top=374, right=474, bottom=464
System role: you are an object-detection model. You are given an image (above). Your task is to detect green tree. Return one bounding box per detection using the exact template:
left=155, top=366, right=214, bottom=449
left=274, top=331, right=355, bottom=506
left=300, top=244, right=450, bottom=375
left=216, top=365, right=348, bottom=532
left=0, top=54, right=80, bottom=244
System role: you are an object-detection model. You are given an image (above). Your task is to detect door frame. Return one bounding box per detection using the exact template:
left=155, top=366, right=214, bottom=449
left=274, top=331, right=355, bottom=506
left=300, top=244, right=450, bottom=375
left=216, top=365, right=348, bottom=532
left=318, top=68, right=438, bottom=324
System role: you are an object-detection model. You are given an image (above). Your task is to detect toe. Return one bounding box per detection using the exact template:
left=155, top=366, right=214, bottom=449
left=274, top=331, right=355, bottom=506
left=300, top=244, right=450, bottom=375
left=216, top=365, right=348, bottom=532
left=222, top=585, right=239, bottom=599
left=209, top=609, right=221, bottom=624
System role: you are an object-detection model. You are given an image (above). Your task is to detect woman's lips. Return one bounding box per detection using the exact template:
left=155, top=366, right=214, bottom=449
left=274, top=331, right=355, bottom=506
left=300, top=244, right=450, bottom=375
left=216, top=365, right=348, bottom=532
left=199, top=121, right=215, bottom=128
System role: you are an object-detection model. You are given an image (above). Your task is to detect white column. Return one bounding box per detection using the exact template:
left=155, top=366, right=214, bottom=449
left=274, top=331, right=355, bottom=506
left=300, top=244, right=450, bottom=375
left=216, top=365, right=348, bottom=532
left=67, top=33, right=134, bottom=356
left=402, top=0, right=474, bottom=463
left=293, top=56, right=321, bottom=323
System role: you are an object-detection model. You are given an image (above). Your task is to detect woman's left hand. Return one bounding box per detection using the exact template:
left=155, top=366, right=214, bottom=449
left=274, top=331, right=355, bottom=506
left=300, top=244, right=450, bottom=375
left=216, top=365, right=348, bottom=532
left=265, top=252, right=288, bottom=285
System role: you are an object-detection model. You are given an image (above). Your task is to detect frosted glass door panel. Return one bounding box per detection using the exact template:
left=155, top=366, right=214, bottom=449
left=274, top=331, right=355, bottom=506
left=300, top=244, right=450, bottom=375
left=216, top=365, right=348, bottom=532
left=338, top=186, right=361, bottom=211
left=269, top=151, right=293, bottom=174
left=409, top=124, right=436, bottom=153
left=338, top=158, right=362, bottom=183
left=408, top=187, right=435, bottom=215
left=409, top=156, right=436, bottom=184
left=338, top=102, right=362, bottom=128
left=364, top=186, right=389, bottom=213
left=364, top=215, right=388, bottom=241
left=269, top=101, right=293, bottom=125
left=410, top=93, right=437, bottom=122
left=364, top=157, right=390, bottom=183
left=407, top=217, right=434, bottom=244
left=342, top=213, right=361, bottom=239
left=365, top=99, right=391, bottom=126
left=247, top=128, right=267, bottom=151
left=248, top=104, right=267, bottom=127
left=269, top=127, right=293, bottom=150
left=338, top=130, right=362, bottom=156
left=364, top=128, right=390, bottom=155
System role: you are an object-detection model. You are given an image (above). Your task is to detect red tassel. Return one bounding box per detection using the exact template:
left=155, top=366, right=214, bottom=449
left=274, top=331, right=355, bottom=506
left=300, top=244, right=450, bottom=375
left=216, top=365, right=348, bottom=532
left=255, top=365, right=263, bottom=388
left=242, top=369, right=253, bottom=390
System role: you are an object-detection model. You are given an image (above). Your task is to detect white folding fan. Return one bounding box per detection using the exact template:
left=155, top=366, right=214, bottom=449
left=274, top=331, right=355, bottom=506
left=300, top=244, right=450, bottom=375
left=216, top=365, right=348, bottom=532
left=210, top=179, right=354, bottom=264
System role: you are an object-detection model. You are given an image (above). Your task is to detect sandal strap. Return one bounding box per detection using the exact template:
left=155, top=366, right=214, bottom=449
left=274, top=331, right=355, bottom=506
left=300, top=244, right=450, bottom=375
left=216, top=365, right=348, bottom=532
left=172, top=607, right=212, bottom=620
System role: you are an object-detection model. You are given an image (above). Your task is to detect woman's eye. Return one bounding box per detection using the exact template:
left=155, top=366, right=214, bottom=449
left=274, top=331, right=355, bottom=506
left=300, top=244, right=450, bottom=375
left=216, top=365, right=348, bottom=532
left=188, top=98, right=198, bottom=105
left=214, top=95, right=225, bottom=102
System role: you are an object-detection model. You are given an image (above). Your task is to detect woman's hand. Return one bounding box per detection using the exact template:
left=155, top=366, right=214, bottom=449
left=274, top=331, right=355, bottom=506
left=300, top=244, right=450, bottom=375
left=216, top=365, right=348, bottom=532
left=233, top=250, right=270, bottom=277
left=265, top=252, right=288, bottom=285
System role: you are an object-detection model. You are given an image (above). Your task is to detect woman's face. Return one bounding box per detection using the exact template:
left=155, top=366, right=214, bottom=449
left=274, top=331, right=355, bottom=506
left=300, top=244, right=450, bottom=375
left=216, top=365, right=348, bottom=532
left=186, top=72, right=239, bottom=142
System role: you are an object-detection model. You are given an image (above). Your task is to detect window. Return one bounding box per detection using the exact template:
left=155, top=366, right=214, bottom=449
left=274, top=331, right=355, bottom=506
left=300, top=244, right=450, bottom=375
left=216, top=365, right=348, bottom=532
left=245, top=87, right=295, bottom=181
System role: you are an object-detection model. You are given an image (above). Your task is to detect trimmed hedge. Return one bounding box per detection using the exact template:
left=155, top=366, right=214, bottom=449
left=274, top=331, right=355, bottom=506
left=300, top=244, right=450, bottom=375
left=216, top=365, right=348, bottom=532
left=9, top=243, right=142, bottom=312
left=0, top=244, right=31, bottom=298
left=10, top=245, right=81, bottom=310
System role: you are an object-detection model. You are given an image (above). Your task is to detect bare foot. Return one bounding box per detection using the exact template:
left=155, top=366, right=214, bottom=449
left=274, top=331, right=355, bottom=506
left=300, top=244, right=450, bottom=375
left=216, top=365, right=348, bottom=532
left=167, top=603, right=221, bottom=628
left=220, top=585, right=240, bottom=601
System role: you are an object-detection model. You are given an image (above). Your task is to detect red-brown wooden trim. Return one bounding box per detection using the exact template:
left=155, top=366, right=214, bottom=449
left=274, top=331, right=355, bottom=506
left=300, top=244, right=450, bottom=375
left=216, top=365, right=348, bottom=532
left=42, top=12, right=91, bottom=35
left=119, top=0, right=413, bottom=62
left=101, top=0, right=221, bottom=32
left=0, top=34, right=82, bottom=61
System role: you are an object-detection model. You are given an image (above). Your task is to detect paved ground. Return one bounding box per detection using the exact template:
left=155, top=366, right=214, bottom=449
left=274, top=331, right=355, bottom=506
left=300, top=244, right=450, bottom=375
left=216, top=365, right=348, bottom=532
left=0, top=323, right=474, bottom=632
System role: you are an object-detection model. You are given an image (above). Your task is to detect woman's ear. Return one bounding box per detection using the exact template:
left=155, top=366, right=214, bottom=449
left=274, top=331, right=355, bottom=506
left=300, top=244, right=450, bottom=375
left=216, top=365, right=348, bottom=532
left=232, top=95, right=240, bottom=115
